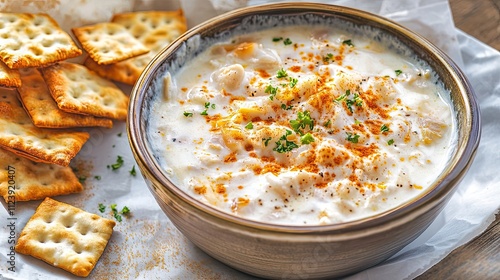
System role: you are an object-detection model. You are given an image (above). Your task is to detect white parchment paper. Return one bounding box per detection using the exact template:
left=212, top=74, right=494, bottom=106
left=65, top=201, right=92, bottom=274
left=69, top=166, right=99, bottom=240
left=1, top=0, right=499, bottom=279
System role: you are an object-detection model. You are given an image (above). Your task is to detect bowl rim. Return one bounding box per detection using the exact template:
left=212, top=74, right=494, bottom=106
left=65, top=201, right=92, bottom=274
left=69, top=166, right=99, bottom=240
left=128, top=2, right=481, bottom=233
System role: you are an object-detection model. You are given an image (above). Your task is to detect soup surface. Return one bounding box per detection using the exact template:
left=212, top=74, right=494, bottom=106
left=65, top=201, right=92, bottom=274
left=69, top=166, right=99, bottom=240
left=149, top=25, right=455, bottom=225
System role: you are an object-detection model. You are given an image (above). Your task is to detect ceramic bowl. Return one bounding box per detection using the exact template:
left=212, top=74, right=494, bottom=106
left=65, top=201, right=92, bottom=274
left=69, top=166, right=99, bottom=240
left=128, top=3, right=481, bottom=279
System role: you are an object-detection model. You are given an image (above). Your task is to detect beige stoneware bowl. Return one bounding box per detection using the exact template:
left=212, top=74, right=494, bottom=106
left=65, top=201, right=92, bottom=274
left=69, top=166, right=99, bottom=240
left=128, top=3, right=481, bottom=279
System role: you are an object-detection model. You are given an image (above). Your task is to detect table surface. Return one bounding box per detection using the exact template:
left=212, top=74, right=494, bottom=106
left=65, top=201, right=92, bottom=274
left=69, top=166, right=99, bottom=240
left=416, top=0, right=500, bottom=279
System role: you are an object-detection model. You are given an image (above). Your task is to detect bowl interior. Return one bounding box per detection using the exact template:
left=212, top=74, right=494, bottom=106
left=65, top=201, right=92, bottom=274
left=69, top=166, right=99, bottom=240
left=129, top=3, right=481, bottom=232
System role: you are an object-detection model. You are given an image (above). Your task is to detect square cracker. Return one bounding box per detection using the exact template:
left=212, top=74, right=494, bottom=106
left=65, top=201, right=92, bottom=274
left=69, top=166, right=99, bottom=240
left=0, top=61, right=21, bottom=87
left=84, top=10, right=187, bottom=85
left=16, top=197, right=115, bottom=277
left=0, top=88, right=90, bottom=166
left=17, top=68, right=113, bottom=128
left=0, top=148, right=83, bottom=202
left=73, top=22, right=149, bottom=65
left=40, top=62, right=129, bottom=121
left=0, top=13, right=82, bottom=69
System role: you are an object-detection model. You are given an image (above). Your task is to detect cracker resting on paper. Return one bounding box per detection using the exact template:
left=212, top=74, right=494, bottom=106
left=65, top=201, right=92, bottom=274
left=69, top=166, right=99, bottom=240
left=84, top=10, right=187, bottom=85
left=40, top=62, right=129, bottom=121
left=0, top=61, right=21, bottom=87
left=16, top=197, right=115, bottom=277
left=73, top=22, right=149, bottom=65
left=0, top=88, right=89, bottom=166
left=0, top=148, right=82, bottom=202
left=17, top=68, right=113, bottom=128
left=0, top=13, right=82, bottom=69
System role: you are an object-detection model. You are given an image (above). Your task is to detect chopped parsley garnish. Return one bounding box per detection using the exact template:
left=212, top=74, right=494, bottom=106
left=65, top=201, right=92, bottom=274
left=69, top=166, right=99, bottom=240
left=245, top=122, right=253, bottom=129
left=183, top=111, right=193, bottom=117
left=342, top=39, right=354, bottom=46
left=110, top=155, right=124, bottom=170
left=277, top=68, right=288, bottom=78
left=345, top=93, right=362, bottom=113
left=117, top=133, right=122, bottom=137
left=104, top=203, right=131, bottom=222
left=335, top=89, right=350, bottom=102
left=201, top=102, right=212, bottom=115
left=272, top=37, right=283, bottom=42
left=395, top=69, right=403, bottom=76
left=281, top=103, right=293, bottom=110
left=273, top=130, right=298, bottom=153
left=110, top=204, right=121, bottom=222
left=323, top=119, right=331, bottom=127
left=346, top=132, right=360, bottom=143
left=290, top=111, right=314, bottom=135
left=336, top=90, right=362, bottom=113
left=387, top=139, right=395, bottom=145
left=283, top=38, right=293, bottom=45
left=78, top=176, right=86, bottom=184
left=381, top=124, right=390, bottom=133
left=323, top=53, right=334, bottom=62
left=121, top=206, right=130, bottom=215
left=300, top=133, right=315, bottom=144
left=265, top=85, right=278, bottom=100
left=354, top=119, right=361, bottom=125
left=289, top=77, right=298, bottom=88
left=98, top=203, right=106, bottom=213
left=94, top=175, right=101, bottom=180
left=129, top=165, right=136, bottom=176
left=262, top=137, right=272, bottom=146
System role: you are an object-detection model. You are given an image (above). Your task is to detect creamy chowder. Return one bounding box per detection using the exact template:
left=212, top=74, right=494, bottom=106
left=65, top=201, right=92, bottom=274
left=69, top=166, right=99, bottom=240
left=149, top=25, right=455, bottom=226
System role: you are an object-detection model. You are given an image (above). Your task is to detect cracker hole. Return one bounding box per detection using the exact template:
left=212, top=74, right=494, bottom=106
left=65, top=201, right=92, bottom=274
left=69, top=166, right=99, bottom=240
left=141, top=17, right=147, bottom=22
left=8, top=17, right=16, bottom=23
left=44, top=216, right=53, bottom=223
left=42, top=40, right=52, bottom=48
left=79, top=227, right=89, bottom=236
left=44, top=28, right=53, bottom=35
left=32, top=48, right=43, bottom=56
left=0, top=33, right=8, bottom=39
left=33, top=18, right=44, bottom=26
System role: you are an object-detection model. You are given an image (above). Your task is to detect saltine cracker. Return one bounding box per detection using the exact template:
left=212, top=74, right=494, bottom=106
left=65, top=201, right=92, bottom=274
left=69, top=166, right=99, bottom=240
left=84, top=10, right=187, bottom=85
left=40, top=62, right=129, bottom=120
left=0, top=88, right=89, bottom=166
left=17, top=68, right=113, bottom=128
left=73, top=22, right=149, bottom=65
left=16, top=197, right=115, bottom=277
left=0, top=148, right=83, bottom=202
left=0, top=13, right=82, bottom=69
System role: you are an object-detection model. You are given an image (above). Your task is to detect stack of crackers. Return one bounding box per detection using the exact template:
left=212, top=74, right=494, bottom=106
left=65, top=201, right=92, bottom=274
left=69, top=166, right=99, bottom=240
left=0, top=10, right=186, bottom=277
